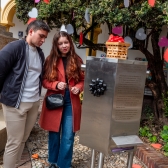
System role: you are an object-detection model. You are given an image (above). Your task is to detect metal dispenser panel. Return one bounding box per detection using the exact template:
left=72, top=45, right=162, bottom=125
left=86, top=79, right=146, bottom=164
left=79, top=57, right=147, bottom=155
left=111, top=62, right=147, bottom=136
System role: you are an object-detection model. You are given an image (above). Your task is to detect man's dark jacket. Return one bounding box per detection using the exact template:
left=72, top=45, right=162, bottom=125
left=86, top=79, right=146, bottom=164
left=0, top=39, right=45, bottom=108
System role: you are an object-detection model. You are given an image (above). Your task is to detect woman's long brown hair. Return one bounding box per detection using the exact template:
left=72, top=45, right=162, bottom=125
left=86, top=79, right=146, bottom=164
left=43, top=31, right=83, bottom=83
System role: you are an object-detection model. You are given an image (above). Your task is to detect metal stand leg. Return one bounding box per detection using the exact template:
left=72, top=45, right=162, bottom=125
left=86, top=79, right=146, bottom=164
left=98, top=152, right=104, bottom=168
left=127, top=150, right=134, bottom=168
left=91, top=149, right=96, bottom=168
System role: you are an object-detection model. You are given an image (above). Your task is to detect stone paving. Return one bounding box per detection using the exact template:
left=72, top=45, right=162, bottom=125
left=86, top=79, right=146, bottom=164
left=18, top=116, right=148, bottom=168
left=0, top=98, right=148, bottom=168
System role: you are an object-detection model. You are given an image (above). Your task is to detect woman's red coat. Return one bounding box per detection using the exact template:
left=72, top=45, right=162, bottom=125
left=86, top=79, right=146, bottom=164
left=39, top=58, right=84, bottom=132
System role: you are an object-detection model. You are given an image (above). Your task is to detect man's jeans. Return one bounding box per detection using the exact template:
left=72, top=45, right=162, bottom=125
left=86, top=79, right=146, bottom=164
left=48, top=89, right=75, bottom=168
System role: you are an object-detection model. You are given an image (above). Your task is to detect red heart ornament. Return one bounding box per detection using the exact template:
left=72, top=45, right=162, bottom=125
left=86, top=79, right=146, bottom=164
left=27, top=18, right=36, bottom=25
left=132, top=164, right=142, bottom=168
left=148, top=0, right=155, bottom=7
left=112, top=26, right=122, bottom=35
left=164, top=48, right=168, bottom=62
left=158, top=37, right=168, bottom=47
left=79, top=32, right=83, bottom=45
left=151, top=143, right=162, bottom=149
left=43, top=0, right=50, bottom=4
left=35, top=0, right=40, bottom=3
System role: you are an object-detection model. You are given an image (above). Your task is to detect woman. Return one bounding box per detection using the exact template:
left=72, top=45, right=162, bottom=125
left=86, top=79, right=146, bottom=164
left=39, top=31, right=84, bottom=168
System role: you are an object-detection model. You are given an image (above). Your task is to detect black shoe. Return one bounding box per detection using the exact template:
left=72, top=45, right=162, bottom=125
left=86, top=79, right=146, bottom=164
left=49, top=164, right=58, bottom=168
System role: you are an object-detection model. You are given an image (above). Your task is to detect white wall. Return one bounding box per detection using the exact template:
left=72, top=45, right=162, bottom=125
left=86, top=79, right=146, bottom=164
left=10, top=14, right=87, bottom=62
left=9, top=15, right=146, bottom=63
left=1, top=0, right=9, bottom=9
left=9, top=14, right=109, bottom=61
left=95, top=23, right=147, bottom=59
left=10, top=14, right=168, bottom=63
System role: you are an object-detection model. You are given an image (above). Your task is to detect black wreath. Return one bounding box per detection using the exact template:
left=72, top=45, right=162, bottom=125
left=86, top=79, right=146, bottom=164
left=89, top=78, right=107, bottom=97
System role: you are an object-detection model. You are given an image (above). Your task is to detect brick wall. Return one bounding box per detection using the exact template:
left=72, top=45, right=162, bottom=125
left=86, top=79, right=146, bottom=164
left=135, top=144, right=168, bottom=168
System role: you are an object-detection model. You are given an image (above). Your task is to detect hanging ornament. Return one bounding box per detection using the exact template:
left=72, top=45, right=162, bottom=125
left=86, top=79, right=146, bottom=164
left=66, top=24, right=74, bottom=35
left=27, top=18, right=36, bottom=25
left=164, top=48, right=168, bottom=62
left=31, top=153, right=39, bottom=159
left=135, top=28, right=147, bottom=40
left=89, top=78, right=107, bottom=97
left=124, top=36, right=133, bottom=48
left=60, top=24, right=67, bottom=32
left=35, top=0, right=40, bottom=3
left=112, top=26, right=123, bottom=35
left=132, top=164, right=142, bottom=168
left=124, top=0, right=129, bottom=7
left=43, top=0, right=50, bottom=4
left=151, top=143, right=162, bottom=149
left=158, top=37, right=168, bottom=47
left=85, top=8, right=90, bottom=23
left=148, top=0, right=155, bottom=7
left=28, top=7, right=38, bottom=18
left=79, top=32, right=83, bottom=45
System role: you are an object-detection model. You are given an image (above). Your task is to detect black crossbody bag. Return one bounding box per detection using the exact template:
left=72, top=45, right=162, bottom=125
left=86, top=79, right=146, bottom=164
left=45, top=94, right=64, bottom=110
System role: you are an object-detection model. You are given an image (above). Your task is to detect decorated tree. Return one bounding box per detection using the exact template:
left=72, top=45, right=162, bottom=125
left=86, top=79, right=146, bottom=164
left=15, top=0, right=168, bottom=121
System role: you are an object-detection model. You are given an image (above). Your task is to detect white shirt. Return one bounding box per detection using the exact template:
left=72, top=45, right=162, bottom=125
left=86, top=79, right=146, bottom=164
left=21, top=45, right=42, bottom=102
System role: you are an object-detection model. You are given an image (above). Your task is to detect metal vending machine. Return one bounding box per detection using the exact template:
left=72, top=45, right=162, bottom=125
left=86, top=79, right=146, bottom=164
left=79, top=56, right=148, bottom=168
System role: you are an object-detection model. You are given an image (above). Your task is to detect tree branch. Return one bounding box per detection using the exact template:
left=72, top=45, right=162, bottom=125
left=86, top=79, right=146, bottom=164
left=145, top=28, right=154, bottom=49
left=83, top=22, right=99, bottom=36
left=73, top=33, right=106, bottom=51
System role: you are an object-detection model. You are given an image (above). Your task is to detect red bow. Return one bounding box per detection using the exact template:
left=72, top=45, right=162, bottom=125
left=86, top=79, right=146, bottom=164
left=107, top=35, right=124, bottom=43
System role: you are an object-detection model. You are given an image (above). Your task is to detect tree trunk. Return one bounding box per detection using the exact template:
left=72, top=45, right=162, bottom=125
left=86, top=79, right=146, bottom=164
left=139, top=30, right=168, bottom=120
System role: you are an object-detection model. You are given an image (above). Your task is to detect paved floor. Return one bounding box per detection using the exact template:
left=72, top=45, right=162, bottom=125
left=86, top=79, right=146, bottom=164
left=0, top=118, right=147, bottom=168
left=17, top=118, right=147, bottom=168
left=0, top=90, right=148, bottom=168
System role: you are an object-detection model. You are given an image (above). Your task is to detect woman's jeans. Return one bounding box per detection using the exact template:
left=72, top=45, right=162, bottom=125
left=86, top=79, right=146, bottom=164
left=48, top=89, right=75, bottom=168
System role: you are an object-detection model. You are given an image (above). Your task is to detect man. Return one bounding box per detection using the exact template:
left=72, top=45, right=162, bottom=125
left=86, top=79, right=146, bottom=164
left=0, top=20, right=50, bottom=168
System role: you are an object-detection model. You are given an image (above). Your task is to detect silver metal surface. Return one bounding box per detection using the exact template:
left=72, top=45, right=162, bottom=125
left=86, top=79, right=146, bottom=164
left=79, top=57, right=147, bottom=155
left=117, top=59, right=147, bottom=65
left=80, top=58, right=117, bottom=154
left=110, top=62, right=147, bottom=138
left=91, top=149, right=96, bottom=168
left=127, top=150, right=134, bottom=168
left=86, top=57, right=148, bottom=65
left=98, top=152, right=104, bottom=168
left=111, top=135, right=143, bottom=148
left=81, top=64, right=86, bottom=71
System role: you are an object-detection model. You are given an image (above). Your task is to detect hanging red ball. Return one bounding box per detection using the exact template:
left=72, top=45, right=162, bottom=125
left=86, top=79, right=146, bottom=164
left=43, top=0, right=50, bottom=4
left=148, top=0, right=155, bottom=7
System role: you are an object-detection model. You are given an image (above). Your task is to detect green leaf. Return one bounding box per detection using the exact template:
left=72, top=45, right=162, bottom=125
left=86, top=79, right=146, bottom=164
left=164, top=152, right=168, bottom=156
left=163, top=143, right=168, bottom=152
left=149, top=136, right=157, bottom=143
left=163, top=125, right=168, bottom=131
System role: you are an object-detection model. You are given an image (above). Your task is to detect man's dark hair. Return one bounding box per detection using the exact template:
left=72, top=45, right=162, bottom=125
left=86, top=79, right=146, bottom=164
left=26, top=20, right=50, bottom=35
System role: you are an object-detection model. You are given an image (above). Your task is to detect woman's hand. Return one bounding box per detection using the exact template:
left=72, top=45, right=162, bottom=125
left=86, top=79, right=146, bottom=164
left=57, top=82, right=67, bottom=90
left=71, top=86, right=80, bottom=95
